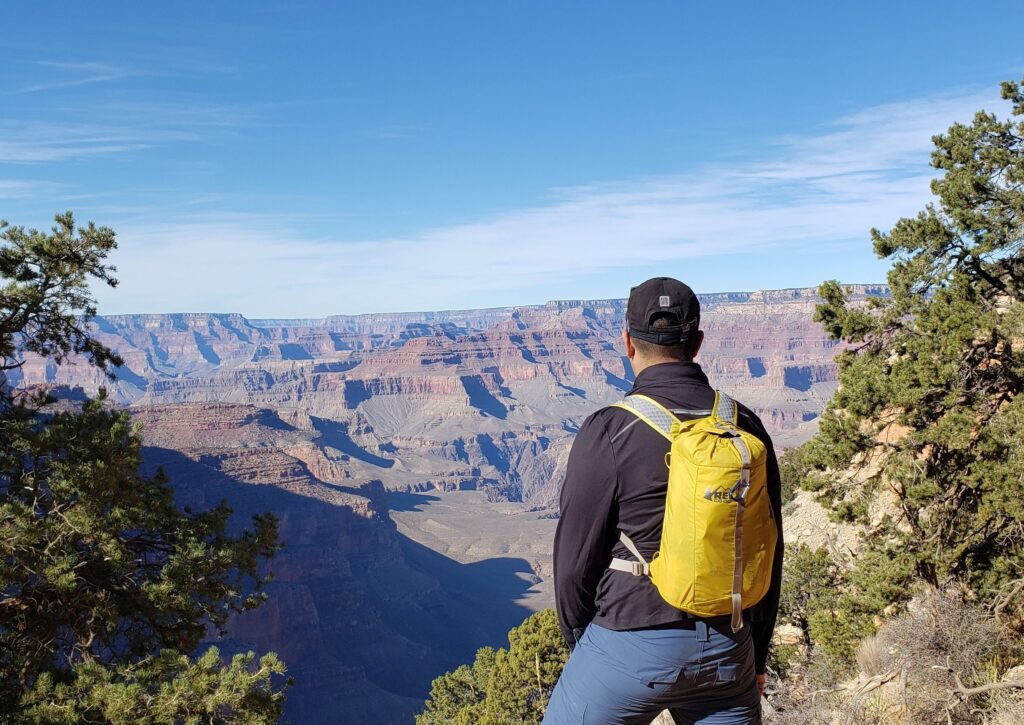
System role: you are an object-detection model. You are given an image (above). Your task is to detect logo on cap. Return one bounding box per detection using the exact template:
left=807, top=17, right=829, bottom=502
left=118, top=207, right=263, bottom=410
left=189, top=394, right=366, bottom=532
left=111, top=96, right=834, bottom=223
left=659, top=295, right=670, bottom=307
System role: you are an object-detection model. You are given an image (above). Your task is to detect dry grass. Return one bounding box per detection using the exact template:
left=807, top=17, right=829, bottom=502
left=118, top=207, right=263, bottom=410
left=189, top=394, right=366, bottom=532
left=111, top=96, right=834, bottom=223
left=848, top=589, right=1013, bottom=724
left=855, top=632, right=887, bottom=677
left=767, top=588, right=1024, bottom=724
left=989, top=688, right=1024, bottom=725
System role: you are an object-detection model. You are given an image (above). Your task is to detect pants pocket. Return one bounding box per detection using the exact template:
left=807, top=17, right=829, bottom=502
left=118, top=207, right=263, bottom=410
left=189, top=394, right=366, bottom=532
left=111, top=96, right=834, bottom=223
left=641, top=665, right=683, bottom=690
left=715, top=663, right=738, bottom=683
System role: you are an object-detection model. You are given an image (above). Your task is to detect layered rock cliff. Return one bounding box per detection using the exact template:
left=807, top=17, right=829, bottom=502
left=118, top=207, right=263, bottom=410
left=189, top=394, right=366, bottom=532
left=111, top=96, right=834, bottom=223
left=134, top=403, right=540, bottom=724
left=11, top=286, right=881, bottom=506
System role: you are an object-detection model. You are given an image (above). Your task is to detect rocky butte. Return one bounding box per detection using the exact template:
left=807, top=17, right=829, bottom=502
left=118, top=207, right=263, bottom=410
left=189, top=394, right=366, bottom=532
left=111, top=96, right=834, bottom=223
left=11, top=285, right=883, bottom=723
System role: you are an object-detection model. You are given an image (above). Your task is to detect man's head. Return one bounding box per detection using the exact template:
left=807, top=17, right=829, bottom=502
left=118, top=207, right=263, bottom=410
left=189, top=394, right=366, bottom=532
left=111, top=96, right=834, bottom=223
left=623, top=277, right=703, bottom=371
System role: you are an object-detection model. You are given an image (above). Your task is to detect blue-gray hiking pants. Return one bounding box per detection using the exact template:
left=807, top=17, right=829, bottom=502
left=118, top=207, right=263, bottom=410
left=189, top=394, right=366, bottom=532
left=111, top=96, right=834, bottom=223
left=542, top=621, right=761, bottom=724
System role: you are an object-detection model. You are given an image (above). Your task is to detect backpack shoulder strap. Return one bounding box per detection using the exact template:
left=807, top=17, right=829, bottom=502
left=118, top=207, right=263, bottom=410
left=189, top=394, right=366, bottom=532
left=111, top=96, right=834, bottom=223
left=607, top=396, right=678, bottom=579
left=711, top=389, right=739, bottom=425
left=710, top=388, right=751, bottom=632
left=612, top=394, right=677, bottom=441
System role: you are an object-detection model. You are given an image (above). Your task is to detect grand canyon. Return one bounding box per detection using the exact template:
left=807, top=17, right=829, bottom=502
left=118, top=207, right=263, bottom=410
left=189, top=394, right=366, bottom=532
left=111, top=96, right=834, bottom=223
left=10, top=285, right=883, bottom=723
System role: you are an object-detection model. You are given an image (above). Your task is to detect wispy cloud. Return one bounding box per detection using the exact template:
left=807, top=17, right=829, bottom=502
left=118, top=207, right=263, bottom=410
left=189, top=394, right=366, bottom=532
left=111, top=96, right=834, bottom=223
left=0, top=101, right=255, bottom=163
left=0, top=53, right=258, bottom=163
left=5, top=61, right=135, bottom=95
left=0, top=179, right=62, bottom=200
left=0, top=124, right=151, bottom=163
left=97, top=88, right=1004, bottom=317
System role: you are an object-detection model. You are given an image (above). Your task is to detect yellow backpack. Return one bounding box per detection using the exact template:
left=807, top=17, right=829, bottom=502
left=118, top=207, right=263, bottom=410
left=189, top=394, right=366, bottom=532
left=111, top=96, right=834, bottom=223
left=608, top=391, right=778, bottom=632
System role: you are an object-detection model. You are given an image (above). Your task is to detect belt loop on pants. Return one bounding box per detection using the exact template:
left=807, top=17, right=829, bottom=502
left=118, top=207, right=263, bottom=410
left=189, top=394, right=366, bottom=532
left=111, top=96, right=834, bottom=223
left=696, top=620, right=709, bottom=643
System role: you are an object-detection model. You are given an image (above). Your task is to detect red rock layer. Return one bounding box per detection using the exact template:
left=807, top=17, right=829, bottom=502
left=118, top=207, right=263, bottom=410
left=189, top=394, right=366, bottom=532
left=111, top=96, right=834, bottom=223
left=14, top=286, right=880, bottom=503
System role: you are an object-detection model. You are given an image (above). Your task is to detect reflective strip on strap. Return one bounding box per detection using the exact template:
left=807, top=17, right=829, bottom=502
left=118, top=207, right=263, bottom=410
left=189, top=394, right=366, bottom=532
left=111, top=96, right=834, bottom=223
left=670, top=408, right=712, bottom=416
left=713, top=390, right=739, bottom=424
left=614, top=395, right=678, bottom=441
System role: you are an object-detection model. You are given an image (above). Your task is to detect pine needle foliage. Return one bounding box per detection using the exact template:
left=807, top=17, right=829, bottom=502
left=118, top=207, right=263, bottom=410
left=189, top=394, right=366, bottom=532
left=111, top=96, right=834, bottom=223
left=0, top=213, right=288, bottom=722
left=803, top=79, right=1024, bottom=663
left=417, top=609, right=569, bottom=725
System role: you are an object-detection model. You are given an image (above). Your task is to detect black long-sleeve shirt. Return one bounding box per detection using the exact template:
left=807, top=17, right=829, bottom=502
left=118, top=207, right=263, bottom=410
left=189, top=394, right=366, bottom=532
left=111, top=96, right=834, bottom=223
left=553, top=361, right=784, bottom=674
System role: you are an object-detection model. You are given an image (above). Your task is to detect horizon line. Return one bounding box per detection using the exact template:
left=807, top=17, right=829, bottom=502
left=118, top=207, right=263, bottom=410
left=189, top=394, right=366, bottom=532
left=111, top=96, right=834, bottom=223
left=96, top=282, right=889, bottom=323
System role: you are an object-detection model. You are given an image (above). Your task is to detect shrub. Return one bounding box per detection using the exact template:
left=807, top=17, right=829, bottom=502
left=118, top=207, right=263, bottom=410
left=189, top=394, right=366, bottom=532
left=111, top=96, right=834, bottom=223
left=418, top=609, right=569, bottom=725
left=845, top=589, right=1018, bottom=724
left=778, top=443, right=813, bottom=506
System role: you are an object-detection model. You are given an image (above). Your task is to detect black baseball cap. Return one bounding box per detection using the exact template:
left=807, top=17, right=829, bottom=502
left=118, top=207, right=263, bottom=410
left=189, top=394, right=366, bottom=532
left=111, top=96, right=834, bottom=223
left=627, top=277, right=700, bottom=345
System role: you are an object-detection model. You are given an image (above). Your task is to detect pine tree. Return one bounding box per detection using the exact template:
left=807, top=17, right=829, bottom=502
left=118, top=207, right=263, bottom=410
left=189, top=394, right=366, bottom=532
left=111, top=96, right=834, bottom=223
left=804, top=79, right=1024, bottom=658
left=0, top=213, right=287, bottom=722
left=418, top=609, right=569, bottom=725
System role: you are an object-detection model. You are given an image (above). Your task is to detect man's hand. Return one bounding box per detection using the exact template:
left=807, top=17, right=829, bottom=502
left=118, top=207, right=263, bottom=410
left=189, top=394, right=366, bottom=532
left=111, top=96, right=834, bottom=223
left=756, top=674, right=766, bottom=697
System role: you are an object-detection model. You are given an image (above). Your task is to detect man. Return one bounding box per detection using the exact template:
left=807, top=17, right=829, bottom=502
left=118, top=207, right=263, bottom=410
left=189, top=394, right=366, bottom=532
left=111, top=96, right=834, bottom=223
left=543, top=277, right=784, bottom=725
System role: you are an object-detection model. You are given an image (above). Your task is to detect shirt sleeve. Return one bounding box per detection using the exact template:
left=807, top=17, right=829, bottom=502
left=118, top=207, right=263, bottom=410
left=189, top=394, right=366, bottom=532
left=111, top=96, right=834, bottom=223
left=552, top=411, right=619, bottom=649
left=749, top=428, right=785, bottom=675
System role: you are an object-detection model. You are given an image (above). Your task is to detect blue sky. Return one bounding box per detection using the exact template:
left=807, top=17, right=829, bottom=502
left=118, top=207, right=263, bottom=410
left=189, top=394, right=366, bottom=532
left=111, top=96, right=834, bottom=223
left=2, top=2, right=1022, bottom=317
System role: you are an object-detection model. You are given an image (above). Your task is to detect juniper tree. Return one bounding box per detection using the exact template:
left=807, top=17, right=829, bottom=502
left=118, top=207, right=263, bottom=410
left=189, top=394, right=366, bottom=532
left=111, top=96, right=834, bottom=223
left=418, top=609, right=569, bottom=725
left=0, top=213, right=287, bottom=722
left=805, top=79, right=1024, bottom=656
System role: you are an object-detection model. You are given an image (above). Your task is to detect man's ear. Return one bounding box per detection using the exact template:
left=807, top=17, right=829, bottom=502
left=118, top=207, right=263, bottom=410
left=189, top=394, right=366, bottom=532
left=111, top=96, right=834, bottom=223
left=622, top=328, right=636, bottom=360
left=690, top=330, right=704, bottom=359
